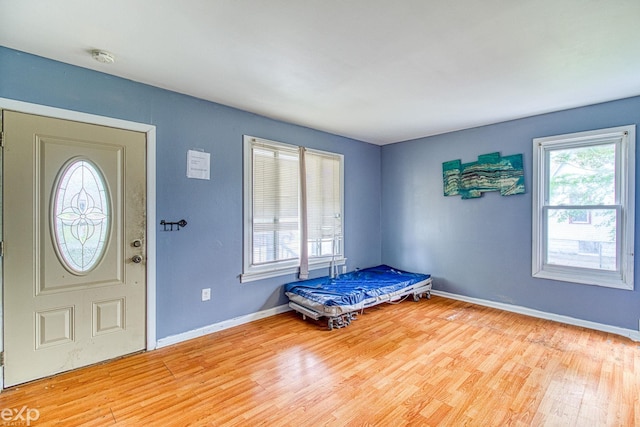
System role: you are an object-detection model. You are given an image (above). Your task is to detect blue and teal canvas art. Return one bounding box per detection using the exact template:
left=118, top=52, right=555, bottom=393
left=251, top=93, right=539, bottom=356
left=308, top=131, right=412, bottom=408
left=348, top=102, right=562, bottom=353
left=443, top=152, right=525, bottom=199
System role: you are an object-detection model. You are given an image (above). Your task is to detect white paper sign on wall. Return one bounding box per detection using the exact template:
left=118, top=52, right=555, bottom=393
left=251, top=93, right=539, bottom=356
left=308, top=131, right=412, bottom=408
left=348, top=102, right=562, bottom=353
left=187, top=150, right=210, bottom=180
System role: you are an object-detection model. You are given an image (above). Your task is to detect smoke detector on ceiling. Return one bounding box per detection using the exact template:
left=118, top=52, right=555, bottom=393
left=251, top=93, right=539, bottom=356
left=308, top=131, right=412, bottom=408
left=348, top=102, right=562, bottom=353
left=91, top=49, right=115, bottom=64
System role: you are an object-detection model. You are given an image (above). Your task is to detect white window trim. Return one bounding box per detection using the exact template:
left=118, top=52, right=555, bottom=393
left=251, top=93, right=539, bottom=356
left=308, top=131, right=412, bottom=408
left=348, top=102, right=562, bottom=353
left=532, top=125, right=635, bottom=290
left=241, top=135, right=345, bottom=283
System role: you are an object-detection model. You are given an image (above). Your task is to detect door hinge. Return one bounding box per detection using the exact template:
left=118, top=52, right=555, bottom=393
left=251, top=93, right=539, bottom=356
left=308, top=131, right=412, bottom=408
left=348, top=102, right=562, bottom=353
left=0, top=241, right=4, bottom=257
left=0, top=352, right=4, bottom=367
left=0, top=131, right=3, bottom=147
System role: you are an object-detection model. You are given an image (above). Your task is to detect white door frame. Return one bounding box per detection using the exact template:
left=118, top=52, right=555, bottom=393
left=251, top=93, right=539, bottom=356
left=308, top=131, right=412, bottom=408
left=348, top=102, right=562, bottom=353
left=0, top=97, right=157, bottom=389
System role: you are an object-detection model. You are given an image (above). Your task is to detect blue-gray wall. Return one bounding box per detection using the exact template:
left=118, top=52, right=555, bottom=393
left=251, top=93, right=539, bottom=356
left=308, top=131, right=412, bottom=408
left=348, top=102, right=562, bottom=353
left=3, top=46, right=639, bottom=336
left=0, top=47, right=382, bottom=339
left=382, top=96, right=640, bottom=330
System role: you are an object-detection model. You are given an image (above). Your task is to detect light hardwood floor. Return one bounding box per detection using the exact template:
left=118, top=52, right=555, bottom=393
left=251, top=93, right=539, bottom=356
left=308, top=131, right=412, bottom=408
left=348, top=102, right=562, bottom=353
left=1, top=296, right=638, bottom=426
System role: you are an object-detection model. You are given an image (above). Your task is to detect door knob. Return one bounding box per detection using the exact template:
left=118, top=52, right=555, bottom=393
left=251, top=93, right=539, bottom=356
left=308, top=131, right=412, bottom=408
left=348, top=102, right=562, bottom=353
left=132, top=239, right=142, bottom=248
left=132, top=255, right=143, bottom=263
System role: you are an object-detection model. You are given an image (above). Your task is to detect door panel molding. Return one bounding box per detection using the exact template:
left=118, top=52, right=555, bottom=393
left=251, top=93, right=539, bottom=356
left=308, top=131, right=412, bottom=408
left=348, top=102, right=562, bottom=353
left=0, top=97, right=157, bottom=390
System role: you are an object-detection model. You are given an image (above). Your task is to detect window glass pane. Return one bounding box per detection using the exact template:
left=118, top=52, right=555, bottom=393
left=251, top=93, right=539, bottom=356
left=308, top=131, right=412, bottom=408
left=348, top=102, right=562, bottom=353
left=53, top=159, right=110, bottom=273
left=548, top=143, right=615, bottom=206
left=306, top=151, right=342, bottom=258
left=252, top=144, right=299, bottom=265
left=546, top=208, right=616, bottom=271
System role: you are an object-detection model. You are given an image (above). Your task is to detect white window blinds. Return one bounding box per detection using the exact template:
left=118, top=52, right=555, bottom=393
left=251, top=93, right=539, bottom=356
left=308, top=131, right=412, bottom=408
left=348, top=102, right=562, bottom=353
left=251, top=141, right=300, bottom=264
left=305, top=149, right=342, bottom=259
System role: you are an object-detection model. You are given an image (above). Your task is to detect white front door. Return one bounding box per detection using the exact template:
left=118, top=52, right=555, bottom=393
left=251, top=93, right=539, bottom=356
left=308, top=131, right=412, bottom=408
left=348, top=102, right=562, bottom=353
left=2, top=110, right=147, bottom=387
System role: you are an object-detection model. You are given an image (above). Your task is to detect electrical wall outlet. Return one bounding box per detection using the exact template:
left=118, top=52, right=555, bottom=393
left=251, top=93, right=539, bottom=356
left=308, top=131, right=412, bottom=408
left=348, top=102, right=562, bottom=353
left=201, top=288, right=211, bottom=301
left=342, top=265, right=347, bottom=274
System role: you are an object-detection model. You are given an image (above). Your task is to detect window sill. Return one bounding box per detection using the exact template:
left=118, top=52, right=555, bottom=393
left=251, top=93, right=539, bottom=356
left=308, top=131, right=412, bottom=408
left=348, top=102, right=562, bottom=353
left=240, top=258, right=346, bottom=283
left=533, top=265, right=633, bottom=290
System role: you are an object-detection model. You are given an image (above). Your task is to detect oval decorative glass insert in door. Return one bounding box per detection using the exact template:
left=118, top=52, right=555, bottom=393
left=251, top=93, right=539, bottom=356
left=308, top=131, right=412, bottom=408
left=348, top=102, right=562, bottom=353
left=52, top=158, right=111, bottom=274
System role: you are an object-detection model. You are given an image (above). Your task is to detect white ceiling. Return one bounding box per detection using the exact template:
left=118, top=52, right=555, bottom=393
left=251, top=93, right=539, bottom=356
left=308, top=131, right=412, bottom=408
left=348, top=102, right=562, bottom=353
left=1, top=0, right=639, bottom=145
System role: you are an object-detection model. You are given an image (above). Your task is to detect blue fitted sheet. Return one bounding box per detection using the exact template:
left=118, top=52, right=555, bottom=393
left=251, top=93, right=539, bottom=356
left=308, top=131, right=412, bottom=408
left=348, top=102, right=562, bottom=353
left=284, top=265, right=431, bottom=307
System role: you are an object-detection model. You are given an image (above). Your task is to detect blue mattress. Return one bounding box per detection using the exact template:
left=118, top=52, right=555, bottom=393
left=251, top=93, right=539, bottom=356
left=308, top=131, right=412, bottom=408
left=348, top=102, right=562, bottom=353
left=284, top=265, right=431, bottom=307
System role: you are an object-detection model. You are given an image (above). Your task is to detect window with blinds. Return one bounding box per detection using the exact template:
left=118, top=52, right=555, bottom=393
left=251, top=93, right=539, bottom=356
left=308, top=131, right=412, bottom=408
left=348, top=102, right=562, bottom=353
left=242, top=136, right=344, bottom=282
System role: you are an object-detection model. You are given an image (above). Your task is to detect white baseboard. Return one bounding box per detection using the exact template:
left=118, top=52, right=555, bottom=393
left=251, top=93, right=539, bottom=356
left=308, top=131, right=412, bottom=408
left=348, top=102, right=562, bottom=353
left=431, top=290, right=640, bottom=342
left=156, top=304, right=292, bottom=348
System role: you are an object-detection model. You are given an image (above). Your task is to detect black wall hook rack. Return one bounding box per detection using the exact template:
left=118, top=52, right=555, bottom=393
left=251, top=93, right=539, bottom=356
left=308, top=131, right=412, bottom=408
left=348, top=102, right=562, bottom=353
left=160, top=219, right=187, bottom=231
